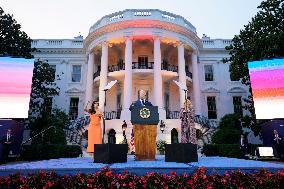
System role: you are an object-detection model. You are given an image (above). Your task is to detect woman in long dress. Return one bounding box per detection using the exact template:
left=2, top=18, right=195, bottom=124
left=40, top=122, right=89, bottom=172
left=84, top=101, right=103, bottom=153
left=179, top=99, right=197, bottom=144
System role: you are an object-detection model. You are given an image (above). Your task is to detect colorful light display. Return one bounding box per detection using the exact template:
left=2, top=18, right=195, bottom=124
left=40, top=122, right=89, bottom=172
left=0, top=57, right=34, bottom=118
left=248, top=58, right=284, bottom=119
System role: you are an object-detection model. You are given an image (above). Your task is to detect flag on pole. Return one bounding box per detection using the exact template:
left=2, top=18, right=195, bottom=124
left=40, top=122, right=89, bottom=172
left=130, top=128, right=135, bottom=154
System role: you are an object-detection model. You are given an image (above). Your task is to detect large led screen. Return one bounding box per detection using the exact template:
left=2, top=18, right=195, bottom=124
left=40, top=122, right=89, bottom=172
left=248, top=58, right=284, bottom=119
left=0, top=57, right=34, bottom=118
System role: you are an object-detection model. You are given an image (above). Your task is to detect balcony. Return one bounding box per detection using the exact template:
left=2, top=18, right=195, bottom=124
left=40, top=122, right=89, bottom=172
left=186, top=70, right=192, bottom=78
left=104, top=110, right=121, bottom=120
left=93, top=62, right=186, bottom=79
left=132, top=62, right=154, bottom=69
left=108, top=64, right=125, bottom=72
left=93, top=71, right=100, bottom=79
left=161, top=63, right=178, bottom=72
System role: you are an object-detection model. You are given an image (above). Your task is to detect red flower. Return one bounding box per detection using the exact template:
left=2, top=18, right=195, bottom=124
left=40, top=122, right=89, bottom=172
left=129, top=182, right=134, bottom=187
left=106, top=171, right=112, bottom=177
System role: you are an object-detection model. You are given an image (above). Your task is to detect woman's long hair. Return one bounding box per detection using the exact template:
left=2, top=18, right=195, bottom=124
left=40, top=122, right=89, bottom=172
left=89, top=101, right=98, bottom=114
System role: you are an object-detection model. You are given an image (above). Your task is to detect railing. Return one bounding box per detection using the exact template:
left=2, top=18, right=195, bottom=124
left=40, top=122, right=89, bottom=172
left=166, top=111, right=180, bottom=119
left=93, top=71, right=100, bottom=79
left=132, top=62, right=154, bottom=69
left=104, top=111, right=121, bottom=120
left=186, top=70, right=192, bottom=78
left=89, top=9, right=197, bottom=34
left=108, top=64, right=125, bottom=72
left=161, top=64, right=178, bottom=72
left=166, top=110, right=217, bottom=129
left=31, top=39, right=84, bottom=48
left=202, top=39, right=233, bottom=48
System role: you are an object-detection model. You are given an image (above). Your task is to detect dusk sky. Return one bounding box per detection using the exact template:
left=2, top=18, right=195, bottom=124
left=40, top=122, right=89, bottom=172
left=1, top=0, right=263, bottom=39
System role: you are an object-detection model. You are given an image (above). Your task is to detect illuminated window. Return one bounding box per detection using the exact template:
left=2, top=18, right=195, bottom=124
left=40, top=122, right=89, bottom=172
left=233, top=96, right=243, bottom=116
left=207, top=96, right=217, bottom=119
left=69, top=97, right=79, bottom=120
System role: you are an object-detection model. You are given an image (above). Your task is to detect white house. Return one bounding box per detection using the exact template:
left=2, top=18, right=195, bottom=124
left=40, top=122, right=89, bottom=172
left=32, top=9, right=257, bottom=144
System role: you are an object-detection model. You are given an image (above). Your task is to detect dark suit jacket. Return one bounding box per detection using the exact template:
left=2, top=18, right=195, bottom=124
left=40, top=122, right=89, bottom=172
left=1, top=134, right=14, bottom=145
left=239, top=138, right=248, bottom=148
left=129, top=99, right=153, bottom=111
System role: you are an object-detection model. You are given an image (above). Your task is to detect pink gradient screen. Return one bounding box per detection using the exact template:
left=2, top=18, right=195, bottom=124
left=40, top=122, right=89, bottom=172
left=0, top=57, right=34, bottom=118
left=248, top=58, right=284, bottom=119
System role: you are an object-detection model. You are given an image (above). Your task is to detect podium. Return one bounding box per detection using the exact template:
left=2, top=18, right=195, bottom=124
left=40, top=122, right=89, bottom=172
left=131, top=106, right=159, bottom=160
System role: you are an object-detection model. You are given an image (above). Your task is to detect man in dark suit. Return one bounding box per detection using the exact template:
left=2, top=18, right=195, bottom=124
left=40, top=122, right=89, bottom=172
left=239, top=134, right=248, bottom=158
left=1, top=129, right=13, bottom=164
left=272, top=129, right=283, bottom=159
left=129, top=90, right=152, bottom=110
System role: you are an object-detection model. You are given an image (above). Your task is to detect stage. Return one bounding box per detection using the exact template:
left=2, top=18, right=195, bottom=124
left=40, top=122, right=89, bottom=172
left=0, top=155, right=284, bottom=176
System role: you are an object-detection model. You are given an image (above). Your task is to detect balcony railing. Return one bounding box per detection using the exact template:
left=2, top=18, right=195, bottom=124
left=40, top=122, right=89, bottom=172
left=166, top=110, right=180, bottom=119
left=186, top=70, right=192, bottom=78
left=93, top=71, right=100, bottom=79
left=166, top=110, right=218, bottom=129
left=161, top=63, right=178, bottom=72
left=104, top=110, right=121, bottom=120
left=132, top=62, right=154, bottom=69
left=108, top=63, right=125, bottom=72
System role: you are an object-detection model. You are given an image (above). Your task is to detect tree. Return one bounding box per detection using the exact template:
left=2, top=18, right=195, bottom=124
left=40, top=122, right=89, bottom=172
left=28, top=59, right=67, bottom=145
left=212, top=114, right=242, bottom=144
left=223, top=0, right=284, bottom=136
left=0, top=7, right=35, bottom=58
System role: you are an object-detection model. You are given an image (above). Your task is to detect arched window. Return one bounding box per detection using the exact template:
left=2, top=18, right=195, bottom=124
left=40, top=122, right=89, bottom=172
left=171, top=128, right=179, bottom=144
left=108, top=129, right=116, bottom=144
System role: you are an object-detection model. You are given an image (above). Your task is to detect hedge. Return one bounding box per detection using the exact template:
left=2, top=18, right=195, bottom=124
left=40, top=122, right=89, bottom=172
left=202, top=143, right=263, bottom=158
left=20, top=144, right=82, bottom=161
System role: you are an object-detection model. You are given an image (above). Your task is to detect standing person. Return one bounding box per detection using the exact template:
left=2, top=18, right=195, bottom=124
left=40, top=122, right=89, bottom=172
left=129, top=90, right=152, bottom=110
left=179, top=99, right=196, bottom=144
left=272, top=129, right=283, bottom=159
left=239, top=134, right=248, bottom=158
left=1, top=129, right=13, bottom=164
left=84, top=101, right=103, bottom=153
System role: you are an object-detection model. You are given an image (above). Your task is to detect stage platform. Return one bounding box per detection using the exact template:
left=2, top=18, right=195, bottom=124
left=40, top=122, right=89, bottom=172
left=0, top=155, right=284, bottom=176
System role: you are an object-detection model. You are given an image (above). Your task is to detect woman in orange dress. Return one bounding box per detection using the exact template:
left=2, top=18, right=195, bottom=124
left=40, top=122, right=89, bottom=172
left=84, top=101, right=103, bottom=153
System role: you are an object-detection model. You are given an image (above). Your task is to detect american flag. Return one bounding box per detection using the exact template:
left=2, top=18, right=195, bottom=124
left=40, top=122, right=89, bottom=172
left=130, top=128, right=135, bottom=153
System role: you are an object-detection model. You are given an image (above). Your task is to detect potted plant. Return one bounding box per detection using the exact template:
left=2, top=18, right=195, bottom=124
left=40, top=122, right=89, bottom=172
left=156, top=140, right=167, bottom=155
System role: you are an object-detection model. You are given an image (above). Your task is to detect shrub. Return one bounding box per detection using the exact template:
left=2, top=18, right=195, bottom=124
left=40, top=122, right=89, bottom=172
left=156, top=140, right=167, bottom=152
left=212, top=114, right=242, bottom=144
left=21, top=144, right=82, bottom=160
left=212, top=129, right=241, bottom=144
left=202, top=144, right=242, bottom=158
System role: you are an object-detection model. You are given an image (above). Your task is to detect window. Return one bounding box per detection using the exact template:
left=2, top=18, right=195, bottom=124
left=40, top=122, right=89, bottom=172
left=233, top=96, right=243, bottom=116
left=207, top=96, right=217, bottom=119
left=43, top=97, right=53, bottom=114
left=69, top=97, right=79, bottom=120
left=204, top=65, right=214, bottom=81
left=49, top=65, right=56, bottom=82
left=72, top=65, right=81, bottom=82
left=138, top=56, right=148, bottom=68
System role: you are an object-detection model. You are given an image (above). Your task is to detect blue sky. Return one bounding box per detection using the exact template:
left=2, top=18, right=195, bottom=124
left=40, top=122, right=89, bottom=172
left=1, top=0, right=263, bottom=39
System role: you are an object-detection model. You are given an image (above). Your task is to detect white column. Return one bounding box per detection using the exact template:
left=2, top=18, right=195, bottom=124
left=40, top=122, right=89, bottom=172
left=154, top=37, right=166, bottom=120
left=121, top=38, right=133, bottom=120
left=178, top=43, right=187, bottom=108
left=192, top=52, right=201, bottom=115
left=99, top=42, right=108, bottom=111
left=85, top=52, right=94, bottom=108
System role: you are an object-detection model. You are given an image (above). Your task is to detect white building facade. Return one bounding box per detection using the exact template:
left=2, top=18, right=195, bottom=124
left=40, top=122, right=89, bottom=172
left=32, top=9, right=253, bottom=144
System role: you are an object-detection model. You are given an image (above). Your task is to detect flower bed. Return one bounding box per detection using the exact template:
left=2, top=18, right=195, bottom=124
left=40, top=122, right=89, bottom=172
left=0, top=167, right=284, bottom=189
